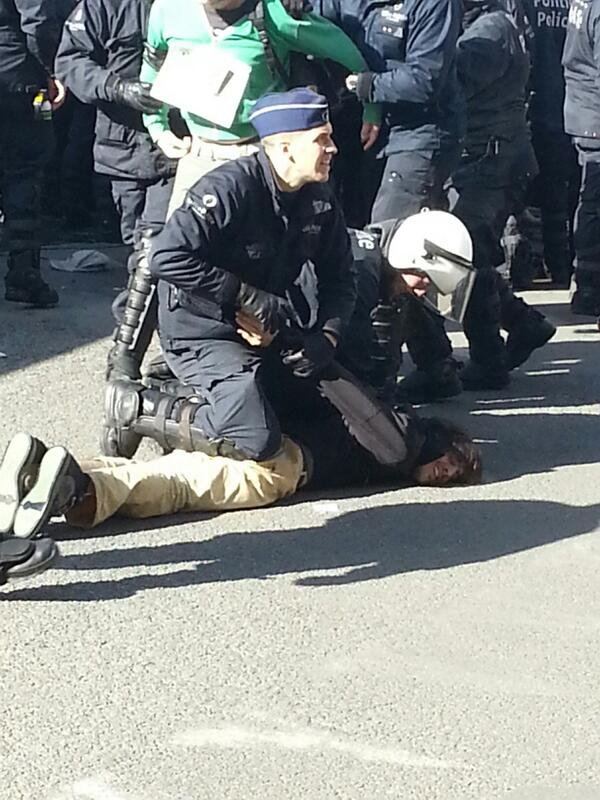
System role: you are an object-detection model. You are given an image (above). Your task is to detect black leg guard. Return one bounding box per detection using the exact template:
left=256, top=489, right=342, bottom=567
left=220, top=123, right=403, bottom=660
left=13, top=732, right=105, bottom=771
left=369, top=302, right=403, bottom=400
left=106, top=227, right=160, bottom=381
left=101, top=380, right=248, bottom=460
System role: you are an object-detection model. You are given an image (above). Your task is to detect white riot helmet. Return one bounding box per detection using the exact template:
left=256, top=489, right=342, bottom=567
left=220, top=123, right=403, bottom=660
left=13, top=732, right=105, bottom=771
left=382, top=209, right=476, bottom=324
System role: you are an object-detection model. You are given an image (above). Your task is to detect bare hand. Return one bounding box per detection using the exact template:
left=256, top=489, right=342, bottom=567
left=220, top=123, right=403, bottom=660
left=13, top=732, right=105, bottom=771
left=236, top=310, right=277, bottom=348
left=47, top=77, right=66, bottom=111
left=155, top=131, right=191, bottom=159
left=345, top=74, right=358, bottom=92
left=360, top=122, right=380, bottom=151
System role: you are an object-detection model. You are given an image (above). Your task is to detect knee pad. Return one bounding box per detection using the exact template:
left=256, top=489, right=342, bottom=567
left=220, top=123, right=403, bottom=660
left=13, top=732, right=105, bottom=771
left=100, top=379, right=250, bottom=460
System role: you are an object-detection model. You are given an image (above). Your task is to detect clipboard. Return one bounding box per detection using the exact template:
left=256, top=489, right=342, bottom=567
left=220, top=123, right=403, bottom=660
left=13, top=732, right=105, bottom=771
left=150, top=43, right=251, bottom=128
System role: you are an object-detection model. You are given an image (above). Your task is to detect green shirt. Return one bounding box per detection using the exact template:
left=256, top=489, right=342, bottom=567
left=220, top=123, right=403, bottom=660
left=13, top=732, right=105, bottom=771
left=141, top=0, right=381, bottom=142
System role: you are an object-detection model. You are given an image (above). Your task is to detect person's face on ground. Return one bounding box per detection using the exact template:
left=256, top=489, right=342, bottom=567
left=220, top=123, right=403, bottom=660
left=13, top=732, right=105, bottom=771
left=413, top=452, right=462, bottom=486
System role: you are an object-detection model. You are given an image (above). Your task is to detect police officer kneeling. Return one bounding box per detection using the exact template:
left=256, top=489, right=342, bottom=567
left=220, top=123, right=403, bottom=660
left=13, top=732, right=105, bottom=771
left=115, top=88, right=355, bottom=463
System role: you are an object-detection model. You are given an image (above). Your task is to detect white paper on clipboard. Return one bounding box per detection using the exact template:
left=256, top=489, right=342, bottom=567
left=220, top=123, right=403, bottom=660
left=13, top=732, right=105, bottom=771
left=150, top=45, right=251, bottom=129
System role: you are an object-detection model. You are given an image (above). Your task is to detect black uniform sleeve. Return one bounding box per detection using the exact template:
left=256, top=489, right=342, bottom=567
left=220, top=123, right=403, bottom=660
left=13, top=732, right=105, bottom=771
left=15, top=0, right=59, bottom=73
left=149, top=186, right=242, bottom=306
left=54, top=0, right=116, bottom=103
left=456, top=17, right=511, bottom=98
left=313, top=201, right=357, bottom=340
left=367, top=0, right=459, bottom=106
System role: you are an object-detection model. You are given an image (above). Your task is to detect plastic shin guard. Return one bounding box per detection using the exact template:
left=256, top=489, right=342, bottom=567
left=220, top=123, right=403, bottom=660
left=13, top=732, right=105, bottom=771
left=106, top=232, right=159, bottom=381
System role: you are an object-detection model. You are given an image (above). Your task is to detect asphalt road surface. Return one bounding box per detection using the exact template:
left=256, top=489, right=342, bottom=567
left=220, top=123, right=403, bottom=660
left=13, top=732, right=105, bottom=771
left=1, top=249, right=599, bottom=800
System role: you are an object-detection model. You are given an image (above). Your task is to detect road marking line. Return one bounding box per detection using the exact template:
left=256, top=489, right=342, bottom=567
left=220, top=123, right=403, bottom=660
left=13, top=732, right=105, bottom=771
left=174, top=723, right=457, bottom=768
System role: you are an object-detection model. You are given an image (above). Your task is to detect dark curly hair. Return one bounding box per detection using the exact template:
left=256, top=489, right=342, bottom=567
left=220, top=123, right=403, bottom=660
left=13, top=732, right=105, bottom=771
left=419, top=417, right=483, bottom=485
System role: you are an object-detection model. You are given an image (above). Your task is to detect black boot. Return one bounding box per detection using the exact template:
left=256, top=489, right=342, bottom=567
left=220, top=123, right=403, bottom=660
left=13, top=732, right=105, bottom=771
left=5, top=250, right=59, bottom=308
left=12, top=447, right=90, bottom=539
left=0, top=433, right=47, bottom=535
left=506, top=315, right=556, bottom=369
left=396, top=358, right=462, bottom=404
left=0, top=535, right=59, bottom=585
left=571, top=270, right=600, bottom=316
left=459, top=359, right=510, bottom=390
left=463, top=269, right=510, bottom=390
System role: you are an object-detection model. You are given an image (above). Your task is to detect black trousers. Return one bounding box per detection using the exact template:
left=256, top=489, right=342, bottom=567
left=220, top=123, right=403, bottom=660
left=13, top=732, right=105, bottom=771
left=531, top=125, right=579, bottom=280
left=110, top=174, right=174, bottom=248
left=572, top=137, right=600, bottom=276
left=0, top=93, right=53, bottom=255
left=370, top=139, right=460, bottom=224
left=448, top=135, right=538, bottom=369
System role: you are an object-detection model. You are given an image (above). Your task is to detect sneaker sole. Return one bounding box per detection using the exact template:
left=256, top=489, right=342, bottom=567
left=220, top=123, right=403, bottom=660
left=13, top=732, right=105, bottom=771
left=13, top=447, right=69, bottom=539
left=0, top=433, right=38, bottom=535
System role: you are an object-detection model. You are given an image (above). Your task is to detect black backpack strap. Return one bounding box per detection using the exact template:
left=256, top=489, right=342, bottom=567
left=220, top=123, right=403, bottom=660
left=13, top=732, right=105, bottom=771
left=249, top=0, right=289, bottom=86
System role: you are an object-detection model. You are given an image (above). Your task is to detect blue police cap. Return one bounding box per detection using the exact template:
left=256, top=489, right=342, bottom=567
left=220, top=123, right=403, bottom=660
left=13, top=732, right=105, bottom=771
left=249, top=88, right=329, bottom=138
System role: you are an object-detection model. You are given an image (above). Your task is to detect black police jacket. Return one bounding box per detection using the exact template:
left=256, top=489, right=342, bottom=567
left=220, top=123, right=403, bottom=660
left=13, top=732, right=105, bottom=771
left=0, top=0, right=58, bottom=93
left=55, top=0, right=174, bottom=179
left=457, top=4, right=530, bottom=145
left=314, top=0, right=464, bottom=153
left=522, top=0, right=568, bottom=132
left=563, top=0, right=600, bottom=138
left=151, top=149, right=357, bottom=349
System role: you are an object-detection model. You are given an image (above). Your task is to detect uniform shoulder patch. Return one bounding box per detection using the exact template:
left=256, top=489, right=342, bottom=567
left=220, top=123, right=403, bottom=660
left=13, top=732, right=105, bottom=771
left=202, top=193, right=218, bottom=208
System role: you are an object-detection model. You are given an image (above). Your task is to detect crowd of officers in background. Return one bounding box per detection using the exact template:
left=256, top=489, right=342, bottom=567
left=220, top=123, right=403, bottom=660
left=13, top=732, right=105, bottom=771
left=1, top=0, right=599, bottom=403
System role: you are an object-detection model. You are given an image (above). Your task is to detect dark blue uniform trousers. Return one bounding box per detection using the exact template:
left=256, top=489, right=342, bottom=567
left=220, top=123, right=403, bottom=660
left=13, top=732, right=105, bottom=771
left=0, top=94, right=53, bottom=253
left=164, top=340, right=284, bottom=462
left=572, top=138, right=600, bottom=277
left=110, top=174, right=174, bottom=249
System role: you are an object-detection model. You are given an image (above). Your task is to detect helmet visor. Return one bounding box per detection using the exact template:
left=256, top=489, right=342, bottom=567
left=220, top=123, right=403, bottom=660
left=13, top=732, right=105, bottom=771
left=415, top=239, right=476, bottom=324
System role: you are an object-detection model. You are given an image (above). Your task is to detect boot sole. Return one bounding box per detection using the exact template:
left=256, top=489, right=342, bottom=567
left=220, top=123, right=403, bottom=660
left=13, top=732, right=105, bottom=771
left=13, top=447, right=69, bottom=539
left=4, top=295, right=59, bottom=309
left=0, top=433, right=41, bottom=535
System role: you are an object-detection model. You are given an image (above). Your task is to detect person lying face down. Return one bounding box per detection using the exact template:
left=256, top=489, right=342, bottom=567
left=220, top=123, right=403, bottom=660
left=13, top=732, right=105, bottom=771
left=0, top=365, right=481, bottom=541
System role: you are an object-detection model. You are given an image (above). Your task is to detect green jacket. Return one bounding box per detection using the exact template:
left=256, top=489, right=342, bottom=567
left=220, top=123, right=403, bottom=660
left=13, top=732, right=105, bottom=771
left=141, top=0, right=381, bottom=142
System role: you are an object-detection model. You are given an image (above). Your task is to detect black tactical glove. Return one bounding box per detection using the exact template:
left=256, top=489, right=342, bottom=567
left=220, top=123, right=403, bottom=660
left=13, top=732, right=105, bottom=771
left=282, top=330, right=337, bottom=379
left=236, top=282, right=285, bottom=335
left=107, top=77, right=163, bottom=113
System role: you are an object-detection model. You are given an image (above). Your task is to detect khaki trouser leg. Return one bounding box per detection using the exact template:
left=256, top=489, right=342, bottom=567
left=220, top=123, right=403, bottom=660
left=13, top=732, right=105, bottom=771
left=167, top=141, right=259, bottom=218
left=70, top=437, right=304, bottom=529
left=167, top=151, right=221, bottom=218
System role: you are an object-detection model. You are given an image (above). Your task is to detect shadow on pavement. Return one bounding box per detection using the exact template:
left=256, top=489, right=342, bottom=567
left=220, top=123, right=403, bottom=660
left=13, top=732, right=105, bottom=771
left=4, top=499, right=599, bottom=602
left=0, top=255, right=124, bottom=376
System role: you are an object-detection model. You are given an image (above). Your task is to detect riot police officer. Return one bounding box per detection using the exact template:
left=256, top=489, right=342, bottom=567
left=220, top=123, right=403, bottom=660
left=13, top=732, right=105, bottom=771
left=55, top=0, right=178, bottom=375
left=311, top=0, right=466, bottom=402
left=448, top=0, right=555, bottom=389
left=0, top=0, right=62, bottom=307
left=563, top=0, right=600, bottom=316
